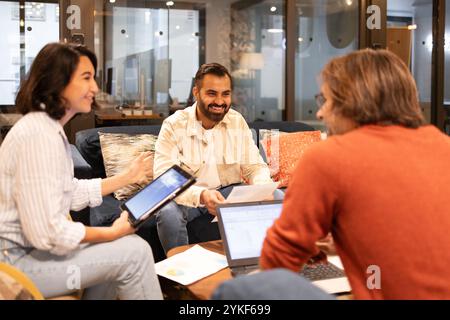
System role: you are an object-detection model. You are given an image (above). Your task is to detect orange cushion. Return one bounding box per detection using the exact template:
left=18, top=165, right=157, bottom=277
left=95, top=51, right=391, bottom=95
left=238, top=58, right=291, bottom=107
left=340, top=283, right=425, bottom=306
left=261, top=130, right=322, bottom=188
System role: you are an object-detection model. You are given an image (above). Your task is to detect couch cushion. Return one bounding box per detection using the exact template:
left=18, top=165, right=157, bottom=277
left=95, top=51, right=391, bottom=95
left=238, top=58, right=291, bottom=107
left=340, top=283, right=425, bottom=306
left=247, top=121, right=316, bottom=164
left=99, top=132, right=157, bottom=200
left=261, top=130, right=322, bottom=188
left=75, top=122, right=314, bottom=179
left=248, top=121, right=316, bottom=147
left=75, top=125, right=162, bottom=178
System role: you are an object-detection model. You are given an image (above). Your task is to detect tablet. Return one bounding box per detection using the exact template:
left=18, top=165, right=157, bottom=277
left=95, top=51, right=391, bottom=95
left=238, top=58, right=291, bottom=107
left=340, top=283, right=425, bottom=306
left=121, top=165, right=196, bottom=228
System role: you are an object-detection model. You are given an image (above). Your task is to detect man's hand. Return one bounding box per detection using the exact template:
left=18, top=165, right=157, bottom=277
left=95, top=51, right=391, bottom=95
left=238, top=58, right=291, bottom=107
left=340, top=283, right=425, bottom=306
left=200, top=190, right=226, bottom=216
left=123, top=151, right=153, bottom=185
left=316, top=233, right=336, bottom=255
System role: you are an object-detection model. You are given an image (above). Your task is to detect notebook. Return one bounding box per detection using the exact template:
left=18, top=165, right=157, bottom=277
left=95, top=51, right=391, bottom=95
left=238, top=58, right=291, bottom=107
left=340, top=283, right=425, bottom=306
left=216, top=201, right=351, bottom=294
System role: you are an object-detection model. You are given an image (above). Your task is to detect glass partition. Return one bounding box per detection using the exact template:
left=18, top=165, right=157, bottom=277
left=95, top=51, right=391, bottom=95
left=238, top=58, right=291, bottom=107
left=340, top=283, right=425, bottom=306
left=97, top=1, right=203, bottom=118
left=294, top=0, right=359, bottom=130
left=24, top=2, right=59, bottom=74
left=0, top=1, right=59, bottom=144
left=0, top=1, right=21, bottom=106
left=230, top=0, right=285, bottom=122
left=387, top=0, right=433, bottom=124
left=445, top=0, right=450, bottom=133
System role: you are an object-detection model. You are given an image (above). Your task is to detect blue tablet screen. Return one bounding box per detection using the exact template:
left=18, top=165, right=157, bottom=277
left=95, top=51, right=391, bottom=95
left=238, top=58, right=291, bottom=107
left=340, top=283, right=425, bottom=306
left=125, top=168, right=189, bottom=220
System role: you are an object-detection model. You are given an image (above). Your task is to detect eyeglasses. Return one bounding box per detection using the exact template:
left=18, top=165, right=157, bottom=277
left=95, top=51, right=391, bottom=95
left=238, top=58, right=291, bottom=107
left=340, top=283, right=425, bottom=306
left=314, top=93, right=326, bottom=109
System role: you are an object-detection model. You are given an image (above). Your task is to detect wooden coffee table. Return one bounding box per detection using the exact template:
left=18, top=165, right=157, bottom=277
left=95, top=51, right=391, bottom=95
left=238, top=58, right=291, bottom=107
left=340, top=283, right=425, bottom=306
left=162, top=240, right=231, bottom=300
left=161, top=240, right=353, bottom=300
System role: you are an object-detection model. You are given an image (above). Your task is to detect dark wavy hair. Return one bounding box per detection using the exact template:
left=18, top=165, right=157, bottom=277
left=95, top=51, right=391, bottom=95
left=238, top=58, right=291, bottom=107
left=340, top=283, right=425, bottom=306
left=321, top=49, right=425, bottom=128
left=194, top=63, right=233, bottom=89
left=15, top=42, right=97, bottom=120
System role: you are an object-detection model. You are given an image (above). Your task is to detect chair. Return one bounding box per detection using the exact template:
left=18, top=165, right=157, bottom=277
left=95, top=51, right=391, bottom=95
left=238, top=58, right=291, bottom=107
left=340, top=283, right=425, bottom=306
left=0, top=262, right=43, bottom=300
left=0, top=263, right=82, bottom=300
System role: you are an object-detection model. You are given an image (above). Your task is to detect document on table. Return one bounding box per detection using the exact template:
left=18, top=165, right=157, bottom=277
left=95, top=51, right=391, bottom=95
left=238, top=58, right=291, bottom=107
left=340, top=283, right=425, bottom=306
left=211, top=182, right=279, bottom=223
left=155, top=245, right=228, bottom=286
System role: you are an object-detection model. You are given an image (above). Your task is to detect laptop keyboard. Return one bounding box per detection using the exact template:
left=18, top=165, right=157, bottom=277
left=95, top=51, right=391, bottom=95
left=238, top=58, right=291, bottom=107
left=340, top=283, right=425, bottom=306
left=299, top=262, right=346, bottom=281
left=232, top=262, right=345, bottom=282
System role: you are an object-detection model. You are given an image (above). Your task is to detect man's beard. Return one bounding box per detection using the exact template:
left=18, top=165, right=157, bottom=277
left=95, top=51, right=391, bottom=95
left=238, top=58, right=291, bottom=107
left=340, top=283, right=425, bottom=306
left=197, top=98, right=230, bottom=122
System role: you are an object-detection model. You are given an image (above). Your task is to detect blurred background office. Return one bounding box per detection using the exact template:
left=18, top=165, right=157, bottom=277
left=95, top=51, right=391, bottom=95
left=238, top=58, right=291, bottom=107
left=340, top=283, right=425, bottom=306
left=0, top=0, right=449, bottom=144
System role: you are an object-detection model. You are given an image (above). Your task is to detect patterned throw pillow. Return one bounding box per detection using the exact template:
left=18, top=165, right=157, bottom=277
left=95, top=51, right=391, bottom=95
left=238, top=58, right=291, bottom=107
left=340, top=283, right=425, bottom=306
left=260, top=130, right=322, bottom=188
left=99, top=132, right=157, bottom=200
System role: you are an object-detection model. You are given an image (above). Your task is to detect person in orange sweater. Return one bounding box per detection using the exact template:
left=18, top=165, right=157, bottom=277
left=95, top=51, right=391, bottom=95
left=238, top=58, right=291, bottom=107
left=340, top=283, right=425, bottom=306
left=214, top=48, right=450, bottom=300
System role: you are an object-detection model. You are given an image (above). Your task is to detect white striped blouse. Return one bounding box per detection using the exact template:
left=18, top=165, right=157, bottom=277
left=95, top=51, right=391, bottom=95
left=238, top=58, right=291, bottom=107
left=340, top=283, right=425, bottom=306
left=0, top=112, right=102, bottom=255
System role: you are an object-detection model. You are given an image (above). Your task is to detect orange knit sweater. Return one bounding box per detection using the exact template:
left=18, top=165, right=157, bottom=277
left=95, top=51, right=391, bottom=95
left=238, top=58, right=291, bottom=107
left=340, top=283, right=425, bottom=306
left=261, top=125, right=450, bottom=299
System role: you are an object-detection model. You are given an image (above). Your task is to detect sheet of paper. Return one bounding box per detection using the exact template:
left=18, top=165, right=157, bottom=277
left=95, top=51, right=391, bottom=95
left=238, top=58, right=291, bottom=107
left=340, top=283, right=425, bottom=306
left=226, top=182, right=279, bottom=204
left=328, top=255, right=344, bottom=270
left=155, top=245, right=228, bottom=285
left=312, top=277, right=351, bottom=294
left=211, top=182, right=280, bottom=223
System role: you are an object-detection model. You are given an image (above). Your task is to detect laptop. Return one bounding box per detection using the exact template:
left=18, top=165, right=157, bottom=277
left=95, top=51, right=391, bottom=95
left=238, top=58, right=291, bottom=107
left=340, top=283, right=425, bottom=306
left=216, top=201, right=351, bottom=294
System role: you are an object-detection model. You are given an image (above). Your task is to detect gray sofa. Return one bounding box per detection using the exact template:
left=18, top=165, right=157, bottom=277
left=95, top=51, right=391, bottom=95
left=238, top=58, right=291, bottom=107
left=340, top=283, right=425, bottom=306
left=70, top=121, right=315, bottom=262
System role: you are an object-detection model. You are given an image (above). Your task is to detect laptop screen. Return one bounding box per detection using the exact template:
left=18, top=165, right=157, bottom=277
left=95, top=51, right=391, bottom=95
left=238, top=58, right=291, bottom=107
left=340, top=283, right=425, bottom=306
left=218, top=202, right=283, bottom=262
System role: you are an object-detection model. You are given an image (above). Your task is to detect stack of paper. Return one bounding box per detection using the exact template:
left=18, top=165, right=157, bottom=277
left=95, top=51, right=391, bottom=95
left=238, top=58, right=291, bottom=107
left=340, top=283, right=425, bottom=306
left=155, top=245, right=228, bottom=285
left=211, top=183, right=280, bottom=223
left=226, top=182, right=279, bottom=203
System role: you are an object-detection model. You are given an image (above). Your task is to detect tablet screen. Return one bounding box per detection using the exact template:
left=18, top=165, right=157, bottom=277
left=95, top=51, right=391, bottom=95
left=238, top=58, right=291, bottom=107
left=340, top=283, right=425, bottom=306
left=125, top=167, right=190, bottom=220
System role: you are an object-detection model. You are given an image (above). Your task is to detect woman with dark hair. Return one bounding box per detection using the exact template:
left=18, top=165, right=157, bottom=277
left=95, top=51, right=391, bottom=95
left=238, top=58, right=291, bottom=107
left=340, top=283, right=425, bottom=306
left=0, top=43, right=162, bottom=300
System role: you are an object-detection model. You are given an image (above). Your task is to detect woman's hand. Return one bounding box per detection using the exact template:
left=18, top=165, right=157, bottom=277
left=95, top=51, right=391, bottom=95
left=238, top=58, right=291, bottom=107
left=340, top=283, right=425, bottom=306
left=123, top=151, right=153, bottom=185
left=82, top=211, right=135, bottom=243
left=100, top=151, right=153, bottom=197
left=110, top=211, right=135, bottom=240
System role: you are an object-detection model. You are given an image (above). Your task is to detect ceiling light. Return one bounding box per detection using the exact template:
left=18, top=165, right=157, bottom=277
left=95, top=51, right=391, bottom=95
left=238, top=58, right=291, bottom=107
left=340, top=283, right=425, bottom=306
left=270, top=6, right=277, bottom=12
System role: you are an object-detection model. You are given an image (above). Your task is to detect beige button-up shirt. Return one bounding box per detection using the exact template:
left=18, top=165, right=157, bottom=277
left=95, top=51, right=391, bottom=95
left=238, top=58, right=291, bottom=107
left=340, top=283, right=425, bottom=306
left=154, top=103, right=273, bottom=207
